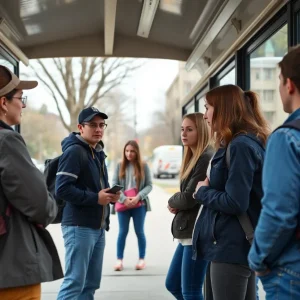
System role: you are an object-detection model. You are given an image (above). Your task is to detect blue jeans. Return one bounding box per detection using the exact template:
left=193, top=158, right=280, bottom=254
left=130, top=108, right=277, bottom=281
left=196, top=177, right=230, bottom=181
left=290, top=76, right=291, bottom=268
left=117, top=205, right=146, bottom=259
left=256, top=277, right=259, bottom=300
left=165, top=244, right=208, bottom=300
left=259, top=268, right=300, bottom=300
left=57, top=226, right=106, bottom=300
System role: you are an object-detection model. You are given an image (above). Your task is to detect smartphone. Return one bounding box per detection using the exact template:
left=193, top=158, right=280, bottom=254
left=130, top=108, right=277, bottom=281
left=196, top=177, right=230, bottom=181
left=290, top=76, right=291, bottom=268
left=107, top=184, right=124, bottom=194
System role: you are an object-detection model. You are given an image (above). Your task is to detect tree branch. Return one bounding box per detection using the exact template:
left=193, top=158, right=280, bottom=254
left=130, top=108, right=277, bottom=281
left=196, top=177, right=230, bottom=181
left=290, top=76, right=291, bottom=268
left=30, top=66, right=70, bottom=132
left=36, top=59, right=67, bottom=104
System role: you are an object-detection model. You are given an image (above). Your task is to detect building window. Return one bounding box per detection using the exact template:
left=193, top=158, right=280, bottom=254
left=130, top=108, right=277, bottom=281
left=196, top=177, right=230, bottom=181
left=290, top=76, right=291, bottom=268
left=219, top=68, right=236, bottom=86
left=250, top=24, right=288, bottom=128
left=185, top=101, right=195, bottom=114
left=263, top=69, right=273, bottom=80
left=264, top=111, right=275, bottom=125
left=197, top=96, right=206, bottom=114
left=262, top=90, right=275, bottom=104
left=0, top=54, right=15, bottom=72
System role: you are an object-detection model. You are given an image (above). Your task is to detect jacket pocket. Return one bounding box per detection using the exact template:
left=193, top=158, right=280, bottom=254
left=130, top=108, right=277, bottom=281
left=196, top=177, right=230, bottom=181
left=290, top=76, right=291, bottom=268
left=174, top=218, right=188, bottom=231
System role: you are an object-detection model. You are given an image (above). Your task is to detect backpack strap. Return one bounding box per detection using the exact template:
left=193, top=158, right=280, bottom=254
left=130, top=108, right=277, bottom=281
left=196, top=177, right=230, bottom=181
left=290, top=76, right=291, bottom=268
left=226, top=142, right=254, bottom=245
left=274, top=119, right=300, bottom=132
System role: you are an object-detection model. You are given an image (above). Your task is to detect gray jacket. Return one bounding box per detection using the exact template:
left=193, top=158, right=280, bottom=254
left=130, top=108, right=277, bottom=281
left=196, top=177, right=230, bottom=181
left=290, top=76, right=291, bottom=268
left=111, top=162, right=152, bottom=214
left=168, top=146, right=214, bottom=239
left=0, top=122, right=63, bottom=289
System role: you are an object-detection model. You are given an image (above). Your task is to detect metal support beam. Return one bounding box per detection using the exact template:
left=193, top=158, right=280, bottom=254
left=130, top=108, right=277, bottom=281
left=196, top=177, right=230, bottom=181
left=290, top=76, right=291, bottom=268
left=186, top=0, right=242, bottom=71
left=104, top=0, right=118, bottom=55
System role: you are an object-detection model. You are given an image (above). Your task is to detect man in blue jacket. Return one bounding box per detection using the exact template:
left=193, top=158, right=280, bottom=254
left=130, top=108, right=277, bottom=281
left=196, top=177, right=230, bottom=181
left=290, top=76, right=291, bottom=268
left=248, top=45, right=300, bottom=299
left=56, top=107, right=120, bottom=300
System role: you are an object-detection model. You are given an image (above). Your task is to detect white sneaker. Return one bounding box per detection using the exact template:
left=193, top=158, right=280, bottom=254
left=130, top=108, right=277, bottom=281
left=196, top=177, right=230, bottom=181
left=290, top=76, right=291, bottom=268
left=114, top=259, right=123, bottom=271
left=135, top=259, right=146, bottom=270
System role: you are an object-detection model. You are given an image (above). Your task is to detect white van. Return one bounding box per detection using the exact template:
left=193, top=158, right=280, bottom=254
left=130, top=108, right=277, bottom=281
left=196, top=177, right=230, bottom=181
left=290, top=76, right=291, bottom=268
left=152, top=145, right=182, bottom=178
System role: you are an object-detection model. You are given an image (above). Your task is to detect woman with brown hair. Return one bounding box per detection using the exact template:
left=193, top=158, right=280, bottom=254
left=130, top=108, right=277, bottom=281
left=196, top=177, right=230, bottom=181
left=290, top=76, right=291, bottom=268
left=112, top=140, right=152, bottom=271
left=192, top=84, right=270, bottom=300
left=165, top=113, right=214, bottom=300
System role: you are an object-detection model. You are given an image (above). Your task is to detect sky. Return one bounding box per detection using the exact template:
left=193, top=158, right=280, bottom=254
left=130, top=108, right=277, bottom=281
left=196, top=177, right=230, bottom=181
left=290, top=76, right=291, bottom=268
left=20, top=58, right=179, bottom=131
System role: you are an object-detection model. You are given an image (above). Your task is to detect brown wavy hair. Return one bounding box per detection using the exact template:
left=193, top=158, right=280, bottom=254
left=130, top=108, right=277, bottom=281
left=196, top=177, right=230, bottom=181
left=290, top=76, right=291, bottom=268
left=180, top=113, right=211, bottom=180
left=206, top=84, right=270, bottom=148
left=119, top=140, right=144, bottom=189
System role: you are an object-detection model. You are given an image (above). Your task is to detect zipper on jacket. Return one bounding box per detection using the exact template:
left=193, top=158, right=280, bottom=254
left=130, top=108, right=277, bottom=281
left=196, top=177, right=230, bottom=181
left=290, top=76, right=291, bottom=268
left=212, top=212, right=219, bottom=245
left=95, top=153, right=107, bottom=230
left=100, top=205, right=105, bottom=229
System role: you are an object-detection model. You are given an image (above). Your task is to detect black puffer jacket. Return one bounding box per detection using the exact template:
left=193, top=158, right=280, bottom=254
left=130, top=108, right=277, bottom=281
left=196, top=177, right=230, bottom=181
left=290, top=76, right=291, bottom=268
left=169, top=146, right=214, bottom=239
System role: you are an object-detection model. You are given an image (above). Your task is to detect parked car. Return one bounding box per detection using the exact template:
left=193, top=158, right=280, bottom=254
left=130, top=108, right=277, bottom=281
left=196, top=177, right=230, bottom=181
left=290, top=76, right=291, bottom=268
left=152, top=145, right=182, bottom=178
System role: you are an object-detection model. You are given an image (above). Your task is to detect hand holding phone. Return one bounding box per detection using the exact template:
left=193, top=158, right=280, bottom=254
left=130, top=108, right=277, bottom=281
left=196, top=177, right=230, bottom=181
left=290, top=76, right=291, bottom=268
left=107, top=184, right=124, bottom=194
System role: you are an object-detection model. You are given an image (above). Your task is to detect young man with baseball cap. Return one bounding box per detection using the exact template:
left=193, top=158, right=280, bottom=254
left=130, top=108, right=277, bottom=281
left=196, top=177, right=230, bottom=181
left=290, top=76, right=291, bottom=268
left=56, top=107, right=120, bottom=299
left=0, top=65, right=63, bottom=299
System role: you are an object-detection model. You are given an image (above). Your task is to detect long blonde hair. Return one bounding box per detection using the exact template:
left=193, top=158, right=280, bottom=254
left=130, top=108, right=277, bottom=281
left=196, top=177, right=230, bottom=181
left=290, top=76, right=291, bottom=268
left=180, top=113, right=211, bottom=181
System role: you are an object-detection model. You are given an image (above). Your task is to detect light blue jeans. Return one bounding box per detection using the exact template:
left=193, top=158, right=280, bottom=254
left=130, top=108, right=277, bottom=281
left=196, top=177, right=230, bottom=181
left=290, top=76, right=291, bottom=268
left=258, top=268, right=300, bottom=300
left=57, top=226, right=106, bottom=300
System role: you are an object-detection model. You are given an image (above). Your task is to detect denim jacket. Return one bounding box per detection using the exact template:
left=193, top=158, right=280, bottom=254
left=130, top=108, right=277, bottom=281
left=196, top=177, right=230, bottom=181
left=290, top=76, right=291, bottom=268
left=248, top=109, right=300, bottom=274
left=192, top=134, right=265, bottom=265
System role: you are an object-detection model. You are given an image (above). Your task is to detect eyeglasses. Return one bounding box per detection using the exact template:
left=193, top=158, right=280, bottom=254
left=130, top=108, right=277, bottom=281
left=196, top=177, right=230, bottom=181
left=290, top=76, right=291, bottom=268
left=82, top=122, right=107, bottom=130
left=12, top=96, right=27, bottom=106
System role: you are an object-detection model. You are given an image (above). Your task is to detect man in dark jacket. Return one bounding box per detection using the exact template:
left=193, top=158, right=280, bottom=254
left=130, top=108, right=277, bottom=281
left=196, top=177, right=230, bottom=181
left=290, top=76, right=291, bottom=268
left=0, top=65, right=63, bottom=299
left=56, top=107, right=119, bottom=300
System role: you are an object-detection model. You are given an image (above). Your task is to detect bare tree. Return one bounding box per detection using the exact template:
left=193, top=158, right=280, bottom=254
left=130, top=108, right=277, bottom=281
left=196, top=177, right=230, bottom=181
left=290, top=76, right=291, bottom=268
left=29, top=57, right=140, bottom=132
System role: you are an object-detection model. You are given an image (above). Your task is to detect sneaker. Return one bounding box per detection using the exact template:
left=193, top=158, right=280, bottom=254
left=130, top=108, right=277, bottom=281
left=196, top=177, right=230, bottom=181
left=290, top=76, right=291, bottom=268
left=114, top=259, right=123, bottom=271
left=135, top=259, right=146, bottom=270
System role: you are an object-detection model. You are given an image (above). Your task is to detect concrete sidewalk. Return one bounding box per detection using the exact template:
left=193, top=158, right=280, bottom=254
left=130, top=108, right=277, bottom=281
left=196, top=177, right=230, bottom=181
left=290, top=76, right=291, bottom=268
left=42, top=184, right=177, bottom=299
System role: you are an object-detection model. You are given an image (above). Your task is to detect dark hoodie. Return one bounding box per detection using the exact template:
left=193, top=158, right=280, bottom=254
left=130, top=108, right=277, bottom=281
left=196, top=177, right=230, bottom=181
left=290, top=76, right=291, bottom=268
left=192, top=134, right=265, bottom=265
left=55, top=132, right=110, bottom=230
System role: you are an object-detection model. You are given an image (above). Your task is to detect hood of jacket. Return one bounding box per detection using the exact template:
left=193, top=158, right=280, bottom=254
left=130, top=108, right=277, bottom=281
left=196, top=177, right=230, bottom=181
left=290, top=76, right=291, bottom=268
left=61, top=132, right=105, bottom=153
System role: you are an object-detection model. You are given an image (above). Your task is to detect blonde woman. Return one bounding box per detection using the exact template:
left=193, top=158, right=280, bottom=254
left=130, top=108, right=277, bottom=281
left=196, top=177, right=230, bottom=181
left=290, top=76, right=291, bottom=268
left=165, top=113, right=214, bottom=300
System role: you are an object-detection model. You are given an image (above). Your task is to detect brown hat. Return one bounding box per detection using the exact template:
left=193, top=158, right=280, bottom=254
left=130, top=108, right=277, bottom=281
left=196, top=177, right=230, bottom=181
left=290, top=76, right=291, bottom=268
left=0, top=65, right=38, bottom=96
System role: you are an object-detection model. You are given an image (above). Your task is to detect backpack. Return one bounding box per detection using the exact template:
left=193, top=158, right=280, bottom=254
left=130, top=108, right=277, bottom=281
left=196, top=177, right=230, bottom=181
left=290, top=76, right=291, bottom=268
left=44, top=155, right=64, bottom=224
left=225, top=121, right=300, bottom=244
left=226, top=143, right=255, bottom=245
left=274, top=119, right=300, bottom=132
left=225, top=136, right=266, bottom=245
left=44, top=147, right=90, bottom=224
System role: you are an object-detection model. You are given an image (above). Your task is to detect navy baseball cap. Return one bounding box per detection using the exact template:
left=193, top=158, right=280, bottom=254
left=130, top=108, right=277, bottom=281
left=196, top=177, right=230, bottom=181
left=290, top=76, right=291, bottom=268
left=78, top=107, right=108, bottom=124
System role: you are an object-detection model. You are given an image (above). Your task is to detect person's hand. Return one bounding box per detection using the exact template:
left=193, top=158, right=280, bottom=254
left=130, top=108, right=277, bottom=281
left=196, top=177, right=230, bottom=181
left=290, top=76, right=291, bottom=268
left=195, top=177, right=210, bottom=194
left=255, top=269, right=271, bottom=277
left=124, top=198, right=132, bottom=207
left=110, top=191, right=121, bottom=203
left=167, top=204, right=178, bottom=214
left=130, top=196, right=140, bottom=206
left=98, top=188, right=119, bottom=205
